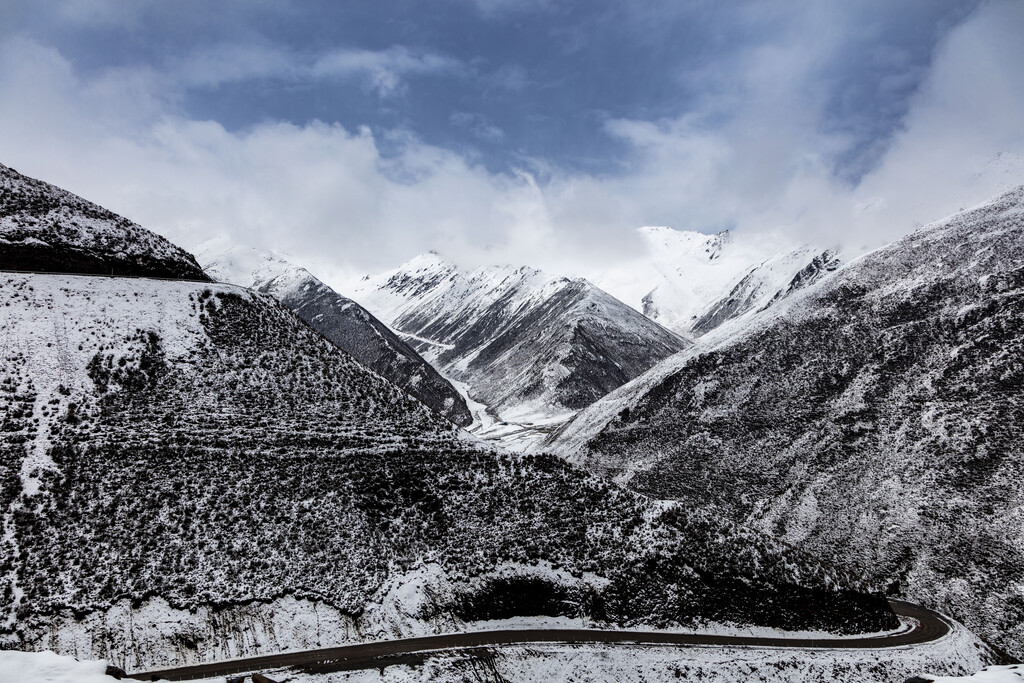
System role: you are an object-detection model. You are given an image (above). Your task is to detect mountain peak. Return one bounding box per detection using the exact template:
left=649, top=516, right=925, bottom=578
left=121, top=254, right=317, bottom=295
left=401, top=250, right=456, bottom=273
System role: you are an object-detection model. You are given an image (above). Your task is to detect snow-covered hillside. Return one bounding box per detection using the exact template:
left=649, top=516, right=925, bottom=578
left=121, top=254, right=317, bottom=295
left=352, top=252, right=688, bottom=435
left=545, top=185, right=1024, bottom=659
left=198, top=240, right=472, bottom=426
left=0, top=163, right=208, bottom=280
left=0, top=268, right=900, bottom=670
left=595, top=227, right=840, bottom=337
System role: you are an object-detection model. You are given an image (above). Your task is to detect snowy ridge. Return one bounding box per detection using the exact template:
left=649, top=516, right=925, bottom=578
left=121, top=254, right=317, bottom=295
left=0, top=163, right=208, bottom=280
left=198, top=240, right=472, bottom=426
left=352, top=252, right=688, bottom=431
left=544, top=184, right=1024, bottom=659
left=595, top=226, right=840, bottom=337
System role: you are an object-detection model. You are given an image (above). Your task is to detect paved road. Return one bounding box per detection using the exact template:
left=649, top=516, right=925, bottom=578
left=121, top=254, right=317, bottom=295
left=129, top=600, right=949, bottom=681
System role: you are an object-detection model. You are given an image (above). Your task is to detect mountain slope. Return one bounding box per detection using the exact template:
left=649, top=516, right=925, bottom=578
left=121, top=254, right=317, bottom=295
left=0, top=163, right=208, bottom=280
left=597, top=227, right=841, bottom=337
left=198, top=242, right=472, bottom=426
left=0, top=271, right=895, bottom=671
left=353, top=253, right=689, bottom=425
left=545, top=186, right=1024, bottom=658
left=687, top=247, right=841, bottom=336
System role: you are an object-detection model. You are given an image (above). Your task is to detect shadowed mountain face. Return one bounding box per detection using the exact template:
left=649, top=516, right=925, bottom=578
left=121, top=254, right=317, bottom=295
left=546, top=186, right=1024, bottom=658
left=200, top=244, right=472, bottom=426
left=354, top=253, right=690, bottom=423
left=0, top=163, right=208, bottom=280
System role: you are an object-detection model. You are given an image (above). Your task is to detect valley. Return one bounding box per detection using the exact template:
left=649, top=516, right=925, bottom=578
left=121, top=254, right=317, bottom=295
left=0, top=167, right=1020, bottom=682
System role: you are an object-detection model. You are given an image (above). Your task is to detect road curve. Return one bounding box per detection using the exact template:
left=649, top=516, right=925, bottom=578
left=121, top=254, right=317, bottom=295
left=129, top=600, right=949, bottom=681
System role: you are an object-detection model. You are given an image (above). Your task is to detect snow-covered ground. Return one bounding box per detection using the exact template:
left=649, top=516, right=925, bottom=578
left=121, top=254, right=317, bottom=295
left=5, top=645, right=1015, bottom=683
left=930, top=666, right=1024, bottom=682
left=257, top=614, right=1000, bottom=683
left=0, top=651, right=218, bottom=683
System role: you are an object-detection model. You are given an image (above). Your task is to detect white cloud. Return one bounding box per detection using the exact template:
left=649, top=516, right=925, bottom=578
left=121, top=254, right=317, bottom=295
left=168, top=43, right=462, bottom=95
left=0, top=0, right=1022, bottom=297
left=311, top=46, right=464, bottom=96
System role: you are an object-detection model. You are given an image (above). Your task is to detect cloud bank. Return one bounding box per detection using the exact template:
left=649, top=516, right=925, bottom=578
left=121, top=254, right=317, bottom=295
left=0, top=1, right=1021, bottom=294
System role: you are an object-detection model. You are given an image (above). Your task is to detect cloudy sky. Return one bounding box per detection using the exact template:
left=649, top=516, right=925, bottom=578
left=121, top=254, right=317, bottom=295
left=1, top=0, right=1022, bottom=289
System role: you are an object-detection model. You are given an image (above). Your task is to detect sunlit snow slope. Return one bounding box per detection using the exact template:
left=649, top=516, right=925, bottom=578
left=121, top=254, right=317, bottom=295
left=596, top=227, right=840, bottom=337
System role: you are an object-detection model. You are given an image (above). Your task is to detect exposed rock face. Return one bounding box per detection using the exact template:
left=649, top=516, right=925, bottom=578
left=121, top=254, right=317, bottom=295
left=545, top=186, right=1024, bottom=658
left=199, top=243, right=472, bottom=426
left=354, top=253, right=689, bottom=422
left=0, top=163, right=208, bottom=280
left=0, top=271, right=896, bottom=669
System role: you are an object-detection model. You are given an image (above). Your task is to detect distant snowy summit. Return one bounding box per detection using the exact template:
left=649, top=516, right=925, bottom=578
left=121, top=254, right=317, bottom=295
left=0, top=163, right=208, bottom=280
left=597, top=226, right=840, bottom=337
left=353, top=251, right=688, bottom=426
left=198, top=240, right=473, bottom=426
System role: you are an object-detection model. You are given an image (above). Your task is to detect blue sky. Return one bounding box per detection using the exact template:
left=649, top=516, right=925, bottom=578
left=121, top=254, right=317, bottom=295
left=1, top=0, right=1022, bottom=284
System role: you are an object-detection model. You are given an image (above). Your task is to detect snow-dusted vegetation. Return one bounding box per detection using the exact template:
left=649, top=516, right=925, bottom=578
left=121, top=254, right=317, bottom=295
left=547, top=185, right=1024, bottom=658
left=0, top=271, right=898, bottom=670
left=0, top=164, right=208, bottom=280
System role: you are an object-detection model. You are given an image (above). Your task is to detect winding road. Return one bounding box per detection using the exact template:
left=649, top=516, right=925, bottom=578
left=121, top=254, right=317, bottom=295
left=128, top=600, right=950, bottom=681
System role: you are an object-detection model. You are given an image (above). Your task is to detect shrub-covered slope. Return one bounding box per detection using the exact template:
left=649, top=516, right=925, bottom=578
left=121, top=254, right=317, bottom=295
left=0, top=272, right=894, bottom=665
left=546, top=186, right=1024, bottom=657
left=199, top=242, right=471, bottom=426
left=0, top=163, right=208, bottom=280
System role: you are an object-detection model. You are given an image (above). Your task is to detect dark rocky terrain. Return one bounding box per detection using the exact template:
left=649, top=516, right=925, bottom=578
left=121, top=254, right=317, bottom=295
left=0, top=164, right=208, bottom=280
left=200, top=244, right=471, bottom=426
left=547, top=186, right=1024, bottom=658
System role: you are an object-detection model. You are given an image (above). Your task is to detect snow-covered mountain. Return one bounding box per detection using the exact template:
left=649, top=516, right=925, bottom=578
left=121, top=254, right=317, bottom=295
left=0, top=166, right=899, bottom=670
left=545, top=185, right=1024, bottom=659
left=197, top=241, right=472, bottom=426
left=353, top=252, right=689, bottom=431
left=0, top=277, right=892, bottom=670
left=596, top=227, right=840, bottom=337
left=0, top=163, right=207, bottom=280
